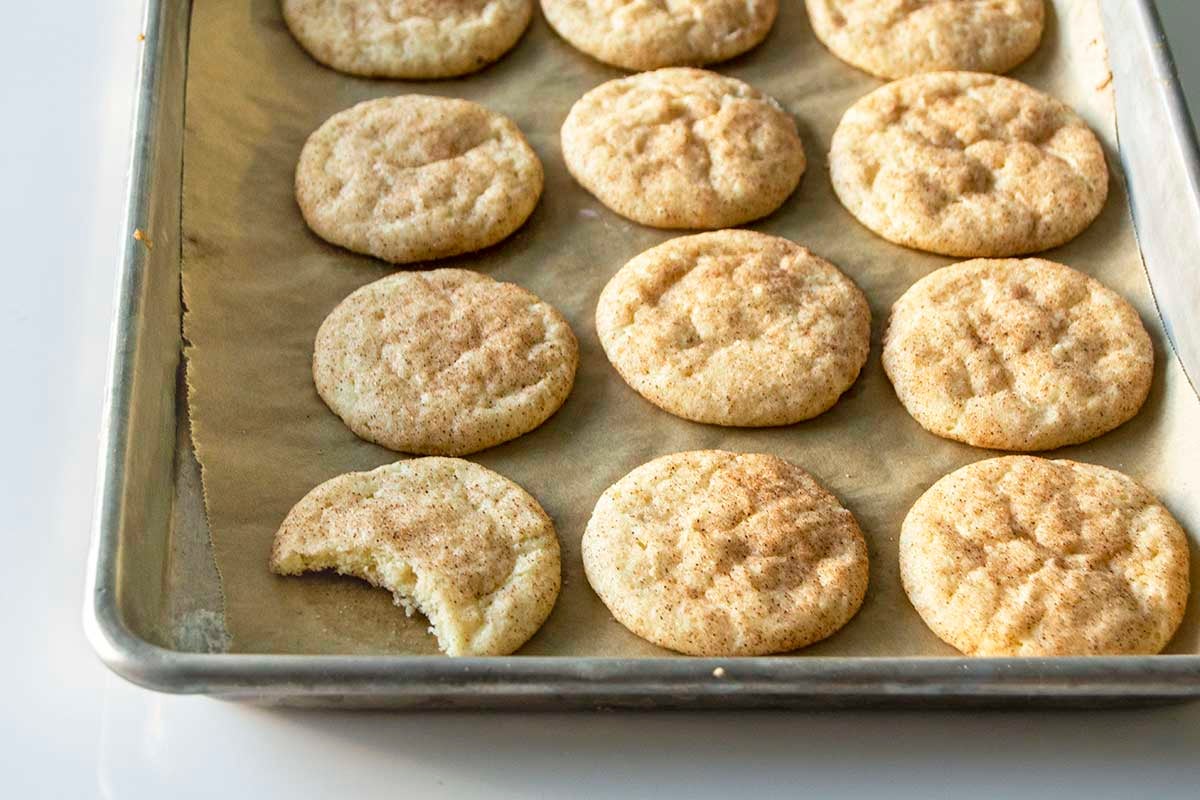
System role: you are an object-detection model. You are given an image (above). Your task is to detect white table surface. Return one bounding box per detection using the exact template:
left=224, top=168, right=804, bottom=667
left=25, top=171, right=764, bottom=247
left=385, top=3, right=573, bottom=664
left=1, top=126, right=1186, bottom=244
left=8, top=2, right=1200, bottom=796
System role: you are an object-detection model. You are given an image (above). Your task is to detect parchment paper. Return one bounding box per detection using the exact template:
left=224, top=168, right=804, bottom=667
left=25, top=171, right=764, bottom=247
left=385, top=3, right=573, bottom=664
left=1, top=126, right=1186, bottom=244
left=182, top=0, right=1200, bottom=656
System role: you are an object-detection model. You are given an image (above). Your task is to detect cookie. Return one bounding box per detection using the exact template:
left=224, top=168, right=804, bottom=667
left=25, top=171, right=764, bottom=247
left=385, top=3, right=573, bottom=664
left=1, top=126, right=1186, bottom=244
left=596, top=230, right=870, bottom=426
left=583, top=451, right=869, bottom=655
left=541, top=0, right=778, bottom=71
left=270, top=458, right=562, bottom=656
left=900, top=456, right=1190, bottom=656
left=883, top=258, right=1152, bottom=451
left=806, top=0, right=1044, bottom=79
left=561, top=68, right=805, bottom=229
left=313, top=269, right=578, bottom=455
left=830, top=72, right=1108, bottom=257
left=282, top=0, right=533, bottom=79
left=296, top=96, right=543, bottom=264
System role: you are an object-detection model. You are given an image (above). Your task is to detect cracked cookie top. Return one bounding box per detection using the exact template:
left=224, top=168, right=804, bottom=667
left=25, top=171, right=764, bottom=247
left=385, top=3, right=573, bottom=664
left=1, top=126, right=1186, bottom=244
left=282, top=0, right=533, bottom=78
left=883, top=258, right=1152, bottom=451
left=830, top=72, right=1107, bottom=257
left=583, top=450, right=869, bottom=655
left=541, top=0, right=778, bottom=71
left=900, top=456, right=1189, bottom=656
left=270, top=457, right=561, bottom=656
left=806, top=0, right=1044, bottom=79
left=313, top=269, right=578, bottom=456
left=295, top=95, right=543, bottom=264
left=561, top=68, right=805, bottom=229
left=596, top=230, right=870, bottom=426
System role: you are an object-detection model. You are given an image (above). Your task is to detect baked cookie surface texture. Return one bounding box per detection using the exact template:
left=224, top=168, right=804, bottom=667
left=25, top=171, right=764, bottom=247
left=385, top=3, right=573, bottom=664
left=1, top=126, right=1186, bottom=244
left=282, top=0, right=533, bottom=78
left=830, top=72, right=1108, bottom=257
left=313, top=269, right=578, bottom=456
left=296, top=95, right=543, bottom=264
left=597, top=230, right=870, bottom=426
left=806, top=0, right=1044, bottom=79
left=583, top=450, right=869, bottom=655
left=883, top=258, right=1152, bottom=451
left=541, top=0, right=778, bottom=71
left=271, top=457, right=562, bottom=656
left=562, top=68, right=805, bottom=229
left=900, top=456, right=1190, bottom=656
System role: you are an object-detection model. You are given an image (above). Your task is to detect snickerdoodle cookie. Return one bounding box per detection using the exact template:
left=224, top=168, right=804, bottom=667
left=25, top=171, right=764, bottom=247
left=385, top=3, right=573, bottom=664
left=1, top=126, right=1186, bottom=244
left=562, top=68, right=805, bottom=229
left=271, top=457, right=561, bottom=656
left=296, top=96, right=543, bottom=264
left=597, top=230, right=870, bottom=426
left=883, top=258, right=1152, bottom=451
left=282, top=0, right=533, bottom=78
left=830, top=72, right=1108, bottom=257
left=313, top=269, right=578, bottom=455
left=806, top=0, right=1044, bottom=79
left=542, top=0, right=777, bottom=71
left=900, top=456, right=1189, bottom=656
left=583, top=450, right=869, bottom=655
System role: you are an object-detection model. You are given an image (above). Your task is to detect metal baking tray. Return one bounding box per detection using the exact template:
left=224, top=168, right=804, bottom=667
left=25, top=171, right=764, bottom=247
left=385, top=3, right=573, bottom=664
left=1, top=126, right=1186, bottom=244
left=85, top=0, right=1200, bottom=709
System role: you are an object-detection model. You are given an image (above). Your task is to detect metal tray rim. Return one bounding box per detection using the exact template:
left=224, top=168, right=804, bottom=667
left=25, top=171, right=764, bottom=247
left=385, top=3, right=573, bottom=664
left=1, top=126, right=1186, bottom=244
left=84, top=0, right=1200, bottom=706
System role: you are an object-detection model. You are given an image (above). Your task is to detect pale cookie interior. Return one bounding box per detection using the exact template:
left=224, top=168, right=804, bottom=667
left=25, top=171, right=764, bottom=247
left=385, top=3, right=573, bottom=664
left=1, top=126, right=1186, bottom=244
left=561, top=67, right=805, bottom=229
left=806, top=0, right=1044, bottom=79
left=270, top=458, right=562, bottom=656
left=313, top=269, right=578, bottom=456
left=583, top=450, right=869, bottom=656
left=900, top=456, right=1190, bottom=656
left=541, top=0, right=778, bottom=71
left=597, top=230, right=870, bottom=426
left=883, top=258, right=1153, bottom=451
left=282, top=0, right=533, bottom=79
left=830, top=71, right=1108, bottom=257
left=296, top=95, right=543, bottom=264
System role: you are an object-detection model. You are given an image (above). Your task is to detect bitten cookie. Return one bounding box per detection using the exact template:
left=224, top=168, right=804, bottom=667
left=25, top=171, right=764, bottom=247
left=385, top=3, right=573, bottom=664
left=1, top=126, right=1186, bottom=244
left=583, top=451, right=869, bottom=655
left=883, top=258, right=1152, bottom=451
left=900, top=456, right=1190, bottom=656
left=561, top=68, right=805, bottom=229
left=296, top=96, right=543, bottom=264
left=270, top=458, right=562, bottom=656
left=806, top=0, right=1044, bottom=79
left=830, top=72, right=1108, bottom=257
left=282, top=0, right=533, bottom=78
left=313, top=269, right=578, bottom=455
left=541, top=0, right=778, bottom=71
left=596, top=230, right=870, bottom=426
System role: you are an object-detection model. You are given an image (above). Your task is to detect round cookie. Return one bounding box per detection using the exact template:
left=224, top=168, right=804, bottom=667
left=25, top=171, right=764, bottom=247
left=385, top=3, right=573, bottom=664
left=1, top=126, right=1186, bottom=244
left=541, top=0, right=778, bottom=71
left=583, top=451, right=869, bottom=655
left=296, top=96, right=543, bottom=264
left=596, top=230, right=870, bottom=426
left=270, top=457, right=562, bottom=656
left=830, top=72, right=1108, bottom=257
left=561, top=68, right=805, bottom=229
left=313, top=269, right=578, bottom=456
left=282, top=0, right=533, bottom=79
left=882, top=258, right=1152, bottom=451
left=806, top=0, right=1044, bottom=79
left=900, top=456, right=1190, bottom=656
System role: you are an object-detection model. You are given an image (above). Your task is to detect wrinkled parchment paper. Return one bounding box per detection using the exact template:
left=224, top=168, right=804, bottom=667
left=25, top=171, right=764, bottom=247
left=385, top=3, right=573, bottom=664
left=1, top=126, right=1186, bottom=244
left=182, top=0, right=1200, bottom=656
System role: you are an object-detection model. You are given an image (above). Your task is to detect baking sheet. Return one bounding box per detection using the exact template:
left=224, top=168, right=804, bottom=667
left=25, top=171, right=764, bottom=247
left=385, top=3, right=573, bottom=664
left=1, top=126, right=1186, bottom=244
left=181, top=0, right=1200, bottom=657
